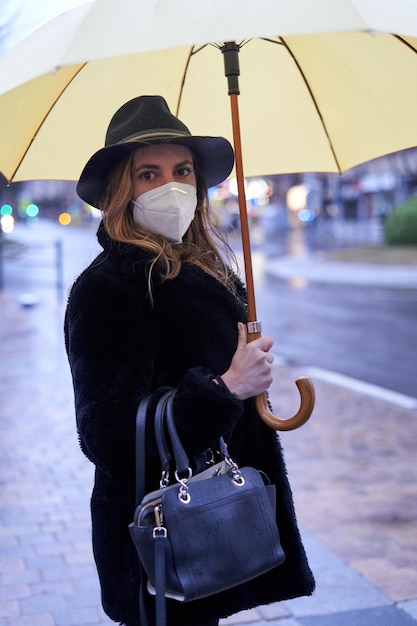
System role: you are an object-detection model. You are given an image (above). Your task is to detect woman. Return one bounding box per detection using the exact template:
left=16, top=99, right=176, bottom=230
left=65, top=95, right=315, bottom=626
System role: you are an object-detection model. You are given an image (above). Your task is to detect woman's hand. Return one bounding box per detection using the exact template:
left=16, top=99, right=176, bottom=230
left=220, top=322, right=275, bottom=400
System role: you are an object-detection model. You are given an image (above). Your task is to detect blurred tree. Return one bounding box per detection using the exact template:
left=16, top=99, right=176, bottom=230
left=385, top=197, right=417, bottom=245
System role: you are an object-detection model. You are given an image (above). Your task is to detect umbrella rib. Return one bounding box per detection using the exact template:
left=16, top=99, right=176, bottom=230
left=177, top=41, right=233, bottom=113
left=176, top=44, right=215, bottom=116
left=278, top=37, right=343, bottom=173
left=10, top=63, right=87, bottom=182
left=394, top=34, right=417, bottom=54
left=176, top=49, right=193, bottom=117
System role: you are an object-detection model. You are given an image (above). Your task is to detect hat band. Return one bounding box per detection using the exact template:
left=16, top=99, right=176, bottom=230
left=114, top=129, right=191, bottom=145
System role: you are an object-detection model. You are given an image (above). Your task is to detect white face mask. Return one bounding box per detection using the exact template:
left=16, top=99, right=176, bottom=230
left=132, top=182, right=197, bottom=243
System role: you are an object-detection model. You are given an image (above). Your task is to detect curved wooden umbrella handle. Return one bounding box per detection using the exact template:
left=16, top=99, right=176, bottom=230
left=255, top=377, right=315, bottom=431
left=246, top=324, right=315, bottom=431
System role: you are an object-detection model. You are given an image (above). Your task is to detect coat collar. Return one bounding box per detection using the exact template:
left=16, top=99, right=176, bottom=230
left=96, top=222, right=247, bottom=320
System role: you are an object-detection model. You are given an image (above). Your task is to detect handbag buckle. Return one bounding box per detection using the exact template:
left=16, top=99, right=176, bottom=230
left=153, top=505, right=168, bottom=538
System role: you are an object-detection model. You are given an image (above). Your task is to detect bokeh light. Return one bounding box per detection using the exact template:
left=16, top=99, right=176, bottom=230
left=67, top=204, right=80, bottom=218
left=287, top=185, right=307, bottom=212
left=0, top=204, right=13, bottom=216
left=26, top=203, right=39, bottom=217
left=1, top=214, right=15, bottom=233
left=298, top=208, right=315, bottom=222
left=58, top=212, right=72, bottom=226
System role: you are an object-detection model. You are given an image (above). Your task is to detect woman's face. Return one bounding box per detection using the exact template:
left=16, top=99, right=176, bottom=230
left=131, top=144, right=197, bottom=199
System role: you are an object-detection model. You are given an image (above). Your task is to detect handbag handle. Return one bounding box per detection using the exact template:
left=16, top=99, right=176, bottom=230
left=164, top=391, right=230, bottom=477
left=134, top=390, right=176, bottom=505
left=154, top=390, right=175, bottom=478
left=164, top=390, right=190, bottom=475
left=135, top=389, right=230, bottom=504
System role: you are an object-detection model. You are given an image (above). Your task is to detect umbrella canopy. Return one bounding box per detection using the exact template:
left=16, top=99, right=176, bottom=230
left=1, top=1, right=417, bottom=183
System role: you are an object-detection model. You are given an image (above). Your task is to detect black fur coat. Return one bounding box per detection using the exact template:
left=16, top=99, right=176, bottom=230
left=64, top=225, right=315, bottom=625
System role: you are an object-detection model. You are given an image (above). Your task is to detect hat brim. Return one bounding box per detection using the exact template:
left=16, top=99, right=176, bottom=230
left=77, top=136, right=234, bottom=208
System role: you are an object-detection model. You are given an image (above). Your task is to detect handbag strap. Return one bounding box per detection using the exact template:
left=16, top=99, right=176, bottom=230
left=134, top=394, right=153, bottom=626
left=134, top=391, right=173, bottom=626
left=134, top=394, right=152, bottom=506
left=154, top=532, right=168, bottom=626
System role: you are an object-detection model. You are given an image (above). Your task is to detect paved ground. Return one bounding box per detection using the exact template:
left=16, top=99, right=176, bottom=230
left=1, top=249, right=417, bottom=626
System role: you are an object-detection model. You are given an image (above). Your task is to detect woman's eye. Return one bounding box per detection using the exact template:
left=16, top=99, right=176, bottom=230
left=140, top=171, right=154, bottom=181
left=177, top=167, right=193, bottom=177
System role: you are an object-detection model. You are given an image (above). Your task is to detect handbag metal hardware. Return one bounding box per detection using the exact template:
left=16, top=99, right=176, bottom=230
left=152, top=504, right=168, bottom=538
left=177, top=481, right=191, bottom=503
left=174, top=467, right=193, bottom=503
left=174, top=467, right=192, bottom=483
left=154, top=504, right=164, bottom=527
left=225, top=455, right=246, bottom=486
left=152, top=504, right=168, bottom=539
left=160, top=470, right=170, bottom=488
left=138, top=497, right=162, bottom=526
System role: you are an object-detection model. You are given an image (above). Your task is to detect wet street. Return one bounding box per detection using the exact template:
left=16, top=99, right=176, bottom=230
left=256, top=277, right=417, bottom=398
left=2, top=218, right=417, bottom=399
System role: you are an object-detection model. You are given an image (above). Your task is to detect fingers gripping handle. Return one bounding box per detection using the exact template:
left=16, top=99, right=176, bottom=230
left=247, top=323, right=315, bottom=431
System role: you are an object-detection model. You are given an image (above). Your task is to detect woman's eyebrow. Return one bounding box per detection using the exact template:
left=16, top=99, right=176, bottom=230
left=134, top=159, right=193, bottom=173
left=133, top=163, right=160, bottom=172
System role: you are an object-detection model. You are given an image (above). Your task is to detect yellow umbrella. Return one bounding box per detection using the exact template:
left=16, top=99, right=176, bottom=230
left=1, top=0, right=417, bottom=429
left=1, top=2, right=417, bottom=182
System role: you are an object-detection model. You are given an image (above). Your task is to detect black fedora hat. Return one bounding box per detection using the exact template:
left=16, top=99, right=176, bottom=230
left=77, top=95, right=235, bottom=207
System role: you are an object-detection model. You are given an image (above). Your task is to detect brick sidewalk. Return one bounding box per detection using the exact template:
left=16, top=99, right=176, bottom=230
left=268, top=369, right=417, bottom=605
left=1, top=292, right=417, bottom=625
left=0, top=294, right=109, bottom=626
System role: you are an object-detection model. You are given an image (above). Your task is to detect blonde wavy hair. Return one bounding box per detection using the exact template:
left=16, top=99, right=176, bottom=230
left=99, top=149, right=239, bottom=296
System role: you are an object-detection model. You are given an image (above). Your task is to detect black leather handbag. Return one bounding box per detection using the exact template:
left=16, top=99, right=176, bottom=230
left=129, top=389, right=285, bottom=625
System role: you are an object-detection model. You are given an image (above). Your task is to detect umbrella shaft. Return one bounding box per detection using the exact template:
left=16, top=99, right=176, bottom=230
left=229, top=93, right=257, bottom=323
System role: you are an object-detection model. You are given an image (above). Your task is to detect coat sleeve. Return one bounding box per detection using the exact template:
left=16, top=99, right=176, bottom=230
left=64, top=265, right=245, bottom=475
